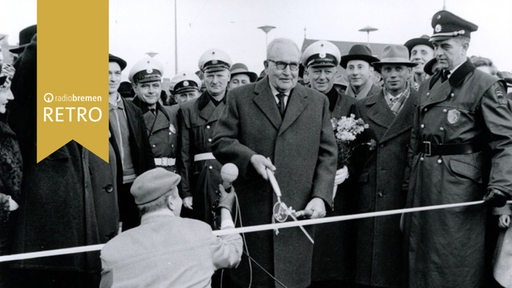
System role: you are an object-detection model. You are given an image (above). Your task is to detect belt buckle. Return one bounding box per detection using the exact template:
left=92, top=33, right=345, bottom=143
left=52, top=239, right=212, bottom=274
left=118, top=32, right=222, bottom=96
left=423, top=141, right=431, bottom=156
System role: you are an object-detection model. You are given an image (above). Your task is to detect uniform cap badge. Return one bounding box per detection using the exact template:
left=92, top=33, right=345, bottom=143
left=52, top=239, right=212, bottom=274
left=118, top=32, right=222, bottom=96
left=435, top=24, right=442, bottom=33
left=183, top=81, right=189, bottom=87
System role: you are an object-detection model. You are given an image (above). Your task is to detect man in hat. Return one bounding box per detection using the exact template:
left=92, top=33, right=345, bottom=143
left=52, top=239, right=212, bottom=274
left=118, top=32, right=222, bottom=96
left=350, top=45, right=418, bottom=288
left=212, top=38, right=337, bottom=288
left=340, top=44, right=382, bottom=100
left=301, top=40, right=358, bottom=287
left=404, top=10, right=512, bottom=288
left=130, top=57, right=179, bottom=174
left=177, top=48, right=232, bottom=228
left=171, top=71, right=202, bottom=104
left=404, top=35, right=435, bottom=90
left=109, top=54, right=155, bottom=231
left=228, top=63, right=257, bottom=90
left=100, top=168, right=242, bottom=287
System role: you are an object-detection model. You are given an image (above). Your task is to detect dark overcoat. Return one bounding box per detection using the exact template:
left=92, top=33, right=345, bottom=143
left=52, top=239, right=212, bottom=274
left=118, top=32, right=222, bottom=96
left=404, top=60, right=512, bottom=288
left=132, top=98, right=178, bottom=171
left=351, top=89, right=417, bottom=287
left=311, top=88, right=358, bottom=283
left=177, top=91, right=226, bottom=227
left=212, top=78, right=337, bottom=288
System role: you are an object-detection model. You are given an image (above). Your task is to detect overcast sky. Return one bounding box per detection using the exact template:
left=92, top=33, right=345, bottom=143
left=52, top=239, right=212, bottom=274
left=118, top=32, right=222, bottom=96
left=3, top=0, right=512, bottom=80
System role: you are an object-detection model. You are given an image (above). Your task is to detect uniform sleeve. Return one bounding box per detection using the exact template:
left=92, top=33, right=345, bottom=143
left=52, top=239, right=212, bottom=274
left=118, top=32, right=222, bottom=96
left=209, top=233, right=243, bottom=270
left=481, top=81, right=512, bottom=197
left=177, top=107, right=193, bottom=198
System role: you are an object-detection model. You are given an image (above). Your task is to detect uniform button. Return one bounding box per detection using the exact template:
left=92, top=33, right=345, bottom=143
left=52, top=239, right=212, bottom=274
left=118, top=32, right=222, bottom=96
left=437, top=159, right=442, bottom=164
left=450, top=93, right=455, bottom=97
left=420, top=157, right=424, bottom=161
left=380, top=143, right=385, bottom=148
left=208, top=138, right=212, bottom=142
left=208, top=166, right=213, bottom=169
left=105, top=184, right=114, bottom=193
left=443, top=109, right=448, bottom=113
left=152, top=144, right=156, bottom=148
left=439, top=127, right=444, bottom=131
left=378, top=192, right=384, bottom=198
left=426, top=92, right=430, bottom=96
left=420, top=124, right=425, bottom=128
left=206, top=125, right=211, bottom=129
left=424, top=108, right=428, bottom=112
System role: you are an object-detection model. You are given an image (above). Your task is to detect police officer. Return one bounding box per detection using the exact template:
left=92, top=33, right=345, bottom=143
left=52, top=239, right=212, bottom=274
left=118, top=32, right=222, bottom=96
left=171, top=71, right=201, bottom=104
left=130, top=57, right=179, bottom=172
left=404, top=10, right=512, bottom=288
left=302, top=40, right=358, bottom=288
left=177, top=49, right=231, bottom=228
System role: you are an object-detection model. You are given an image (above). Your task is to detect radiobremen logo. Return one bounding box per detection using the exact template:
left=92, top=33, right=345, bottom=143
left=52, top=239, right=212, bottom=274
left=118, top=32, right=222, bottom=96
left=43, top=92, right=103, bottom=122
left=38, top=0, right=108, bottom=163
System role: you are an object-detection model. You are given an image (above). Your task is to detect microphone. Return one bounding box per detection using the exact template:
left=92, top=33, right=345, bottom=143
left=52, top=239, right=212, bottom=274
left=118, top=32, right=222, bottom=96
left=220, top=163, right=239, bottom=192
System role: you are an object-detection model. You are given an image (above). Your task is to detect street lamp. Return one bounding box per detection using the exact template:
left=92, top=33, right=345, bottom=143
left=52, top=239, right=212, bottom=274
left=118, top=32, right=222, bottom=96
left=146, top=52, right=158, bottom=58
left=258, top=25, right=276, bottom=48
left=358, top=25, right=378, bottom=44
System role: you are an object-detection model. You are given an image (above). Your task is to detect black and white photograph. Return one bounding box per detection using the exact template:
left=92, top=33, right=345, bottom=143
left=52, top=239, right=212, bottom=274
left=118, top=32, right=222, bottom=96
left=1, top=0, right=512, bottom=287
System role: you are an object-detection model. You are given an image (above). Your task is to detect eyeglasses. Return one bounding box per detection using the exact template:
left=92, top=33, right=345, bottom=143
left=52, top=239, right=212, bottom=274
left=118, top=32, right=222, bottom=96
left=267, top=59, right=300, bottom=71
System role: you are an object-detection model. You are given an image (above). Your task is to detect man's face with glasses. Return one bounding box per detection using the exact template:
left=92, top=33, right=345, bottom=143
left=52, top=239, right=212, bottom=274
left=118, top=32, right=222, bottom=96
left=265, top=43, right=300, bottom=93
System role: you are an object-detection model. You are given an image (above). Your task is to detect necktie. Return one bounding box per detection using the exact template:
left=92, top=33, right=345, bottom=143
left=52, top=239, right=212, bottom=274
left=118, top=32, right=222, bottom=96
left=276, top=93, right=286, bottom=117
left=440, top=69, right=450, bottom=82
left=149, top=108, right=156, bottom=115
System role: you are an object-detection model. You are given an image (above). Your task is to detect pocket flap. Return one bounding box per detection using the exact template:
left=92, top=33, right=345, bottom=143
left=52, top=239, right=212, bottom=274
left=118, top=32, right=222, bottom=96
left=449, top=159, right=482, bottom=183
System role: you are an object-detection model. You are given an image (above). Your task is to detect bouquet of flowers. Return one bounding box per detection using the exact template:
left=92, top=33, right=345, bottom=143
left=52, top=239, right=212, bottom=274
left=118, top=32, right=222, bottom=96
left=331, top=113, right=374, bottom=168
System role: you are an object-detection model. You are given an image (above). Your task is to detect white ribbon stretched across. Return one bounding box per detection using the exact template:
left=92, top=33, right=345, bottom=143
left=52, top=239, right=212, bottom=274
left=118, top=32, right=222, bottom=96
left=1, top=199, right=510, bottom=263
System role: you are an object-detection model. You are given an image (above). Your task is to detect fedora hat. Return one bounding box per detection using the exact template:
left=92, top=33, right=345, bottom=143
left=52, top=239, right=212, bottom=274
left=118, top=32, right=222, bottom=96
left=9, top=25, right=37, bottom=54
left=230, top=63, right=257, bottom=82
left=339, top=44, right=379, bottom=68
left=372, top=45, right=417, bottom=70
left=404, top=35, right=434, bottom=53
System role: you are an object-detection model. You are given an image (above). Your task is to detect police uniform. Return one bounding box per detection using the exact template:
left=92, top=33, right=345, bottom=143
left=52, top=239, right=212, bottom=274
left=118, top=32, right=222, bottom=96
left=130, top=58, right=179, bottom=172
left=177, top=49, right=231, bottom=228
left=171, top=71, right=201, bottom=101
left=302, top=41, right=359, bottom=286
left=404, top=11, right=512, bottom=288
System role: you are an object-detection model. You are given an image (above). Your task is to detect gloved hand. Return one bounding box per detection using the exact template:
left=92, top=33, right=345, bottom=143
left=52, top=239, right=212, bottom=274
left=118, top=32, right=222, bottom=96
left=483, top=189, right=508, bottom=207
left=334, top=166, right=349, bottom=185
left=217, top=184, right=236, bottom=213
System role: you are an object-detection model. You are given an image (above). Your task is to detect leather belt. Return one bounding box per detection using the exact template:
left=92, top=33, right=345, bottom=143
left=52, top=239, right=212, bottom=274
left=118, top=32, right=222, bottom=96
left=194, top=152, right=216, bottom=162
left=420, top=141, right=482, bottom=156
left=154, top=157, right=176, bottom=167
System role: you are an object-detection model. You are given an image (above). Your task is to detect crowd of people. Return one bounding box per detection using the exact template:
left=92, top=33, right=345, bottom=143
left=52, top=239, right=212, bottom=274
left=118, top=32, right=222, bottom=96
left=0, top=9, right=512, bottom=288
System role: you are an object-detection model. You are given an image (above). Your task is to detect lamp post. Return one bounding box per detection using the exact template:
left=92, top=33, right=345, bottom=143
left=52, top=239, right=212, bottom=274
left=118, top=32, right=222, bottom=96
left=146, top=52, right=158, bottom=58
left=257, top=25, right=276, bottom=48
left=358, top=25, right=378, bottom=45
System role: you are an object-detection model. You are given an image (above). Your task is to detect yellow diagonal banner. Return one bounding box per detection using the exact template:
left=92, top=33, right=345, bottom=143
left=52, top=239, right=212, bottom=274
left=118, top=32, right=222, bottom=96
left=38, top=0, right=108, bottom=162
